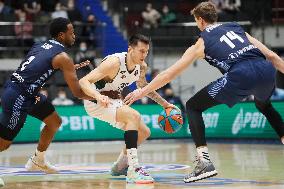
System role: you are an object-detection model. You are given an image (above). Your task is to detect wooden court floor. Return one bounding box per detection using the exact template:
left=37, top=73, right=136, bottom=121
left=0, top=140, right=283, bottom=189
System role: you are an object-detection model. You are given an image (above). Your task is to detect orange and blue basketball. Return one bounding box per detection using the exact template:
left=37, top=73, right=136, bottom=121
left=158, top=107, right=183, bottom=133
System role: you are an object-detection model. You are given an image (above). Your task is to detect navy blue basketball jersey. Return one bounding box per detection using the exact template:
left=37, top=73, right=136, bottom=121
left=11, top=39, right=65, bottom=95
left=200, top=22, right=265, bottom=74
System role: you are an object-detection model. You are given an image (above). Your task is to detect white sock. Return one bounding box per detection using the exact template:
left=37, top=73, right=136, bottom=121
left=116, top=150, right=128, bottom=169
left=197, top=146, right=211, bottom=162
left=34, top=149, right=45, bottom=161
left=126, top=148, right=139, bottom=169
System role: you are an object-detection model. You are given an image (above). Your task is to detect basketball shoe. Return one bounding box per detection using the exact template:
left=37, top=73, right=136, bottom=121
left=110, top=162, right=128, bottom=176
left=184, top=157, right=217, bottom=183
left=126, top=167, right=154, bottom=184
left=25, top=150, right=58, bottom=174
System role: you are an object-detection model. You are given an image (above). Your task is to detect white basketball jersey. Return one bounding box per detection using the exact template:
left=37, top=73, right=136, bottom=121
left=94, top=52, right=140, bottom=92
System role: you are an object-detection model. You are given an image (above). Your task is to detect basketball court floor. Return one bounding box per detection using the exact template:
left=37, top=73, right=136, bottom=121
left=0, top=140, right=283, bottom=189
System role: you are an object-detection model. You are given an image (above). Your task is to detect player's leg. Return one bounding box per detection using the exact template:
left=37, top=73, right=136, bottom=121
left=0, top=88, right=28, bottom=151
left=0, top=132, right=12, bottom=152
left=115, top=105, right=153, bottom=184
left=0, top=122, right=15, bottom=187
left=254, top=98, right=284, bottom=144
left=0, top=90, right=29, bottom=187
left=36, top=111, right=62, bottom=152
left=111, top=120, right=150, bottom=176
left=0, top=111, right=26, bottom=151
left=25, top=95, right=61, bottom=174
left=184, top=86, right=220, bottom=183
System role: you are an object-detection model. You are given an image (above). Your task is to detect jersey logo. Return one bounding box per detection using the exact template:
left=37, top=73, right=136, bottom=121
left=12, top=72, right=24, bottom=82
left=120, top=82, right=129, bottom=88
left=228, top=53, right=239, bottom=59
left=41, top=43, right=53, bottom=49
left=134, top=70, right=139, bottom=76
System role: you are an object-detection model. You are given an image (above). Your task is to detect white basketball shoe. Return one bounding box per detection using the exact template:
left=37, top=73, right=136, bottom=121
left=25, top=150, right=58, bottom=174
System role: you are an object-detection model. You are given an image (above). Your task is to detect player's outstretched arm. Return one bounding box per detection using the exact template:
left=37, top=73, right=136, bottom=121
left=246, top=32, right=284, bottom=73
left=136, top=62, right=176, bottom=109
left=79, top=56, right=120, bottom=107
left=124, top=38, right=205, bottom=105
left=52, top=52, right=93, bottom=100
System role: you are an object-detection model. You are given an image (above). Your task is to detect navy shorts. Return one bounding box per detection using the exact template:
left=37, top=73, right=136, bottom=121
left=207, top=58, right=276, bottom=107
left=0, top=81, right=55, bottom=141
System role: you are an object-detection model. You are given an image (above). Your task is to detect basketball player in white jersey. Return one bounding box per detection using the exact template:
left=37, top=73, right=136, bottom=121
left=79, top=34, right=177, bottom=184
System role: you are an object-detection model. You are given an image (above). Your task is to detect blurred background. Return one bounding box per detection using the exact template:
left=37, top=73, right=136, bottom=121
left=0, top=0, right=284, bottom=142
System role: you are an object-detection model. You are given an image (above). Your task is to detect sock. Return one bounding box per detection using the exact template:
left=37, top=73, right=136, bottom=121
left=124, top=130, right=138, bottom=149
left=34, top=149, right=45, bottom=161
left=127, top=148, right=139, bottom=169
left=281, top=137, right=284, bottom=144
left=116, top=150, right=128, bottom=169
left=197, top=146, right=210, bottom=162
left=124, top=130, right=139, bottom=169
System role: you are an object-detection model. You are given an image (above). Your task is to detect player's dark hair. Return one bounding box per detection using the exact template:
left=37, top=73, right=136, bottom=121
left=49, top=17, right=71, bottom=38
left=128, top=34, right=150, bottom=47
left=191, top=2, right=218, bottom=23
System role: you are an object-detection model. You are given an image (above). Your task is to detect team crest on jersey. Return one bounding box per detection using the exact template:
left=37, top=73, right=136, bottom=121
left=41, top=43, right=53, bottom=50
left=228, top=52, right=239, bottom=59
left=134, top=70, right=139, bottom=76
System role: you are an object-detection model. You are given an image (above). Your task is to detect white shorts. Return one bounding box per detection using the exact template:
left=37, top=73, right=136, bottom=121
left=83, top=99, right=125, bottom=129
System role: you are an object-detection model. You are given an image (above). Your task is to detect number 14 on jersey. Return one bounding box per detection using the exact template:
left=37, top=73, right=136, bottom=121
left=220, top=31, right=244, bottom=49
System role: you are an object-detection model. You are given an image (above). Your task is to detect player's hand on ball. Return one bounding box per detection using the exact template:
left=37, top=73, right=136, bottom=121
left=124, top=88, right=144, bottom=105
left=97, top=94, right=110, bottom=108
left=164, top=103, right=181, bottom=113
left=75, top=60, right=90, bottom=70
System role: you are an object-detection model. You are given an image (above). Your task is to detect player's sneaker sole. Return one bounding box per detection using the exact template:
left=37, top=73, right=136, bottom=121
left=126, top=178, right=154, bottom=184
left=184, top=170, right=218, bottom=183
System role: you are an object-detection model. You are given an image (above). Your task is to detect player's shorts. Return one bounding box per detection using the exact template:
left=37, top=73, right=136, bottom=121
left=84, top=99, right=126, bottom=130
left=0, top=81, right=55, bottom=141
left=207, top=58, right=276, bottom=107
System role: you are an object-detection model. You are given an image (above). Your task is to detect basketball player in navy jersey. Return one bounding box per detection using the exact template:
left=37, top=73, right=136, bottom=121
left=0, top=17, right=93, bottom=185
left=124, top=2, right=284, bottom=183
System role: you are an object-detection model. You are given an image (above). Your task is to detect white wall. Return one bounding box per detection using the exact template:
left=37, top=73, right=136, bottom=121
left=0, top=59, right=21, bottom=70
left=251, top=26, right=284, bottom=48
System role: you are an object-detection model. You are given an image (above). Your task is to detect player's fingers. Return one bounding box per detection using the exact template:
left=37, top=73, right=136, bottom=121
left=123, top=93, right=133, bottom=103
left=127, top=96, right=137, bottom=105
left=124, top=93, right=132, bottom=100
left=127, top=100, right=134, bottom=106
left=124, top=97, right=132, bottom=105
left=81, top=61, right=90, bottom=66
left=75, top=60, right=90, bottom=70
